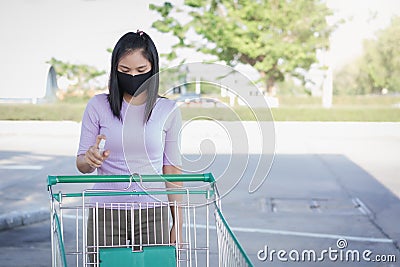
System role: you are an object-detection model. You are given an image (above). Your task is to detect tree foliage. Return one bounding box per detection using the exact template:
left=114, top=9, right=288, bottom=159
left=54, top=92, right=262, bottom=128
left=47, top=57, right=106, bottom=91
left=150, top=0, right=334, bottom=93
left=335, top=16, right=400, bottom=94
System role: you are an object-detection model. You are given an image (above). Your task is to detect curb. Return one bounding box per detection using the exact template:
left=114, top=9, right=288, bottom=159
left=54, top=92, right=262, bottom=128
left=0, top=208, right=48, bottom=231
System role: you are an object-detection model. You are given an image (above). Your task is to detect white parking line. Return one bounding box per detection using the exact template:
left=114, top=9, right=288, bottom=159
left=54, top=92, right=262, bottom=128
left=218, top=225, right=394, bottom=244
left=61, top=214, right=393, bottom=244
left=0, top=165, right=43, bottom=170
left=193, top=224, right=393, bottom=243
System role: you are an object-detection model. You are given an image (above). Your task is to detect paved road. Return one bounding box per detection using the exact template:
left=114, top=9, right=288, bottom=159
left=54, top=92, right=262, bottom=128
left=0, top=121, right=399, bottom=266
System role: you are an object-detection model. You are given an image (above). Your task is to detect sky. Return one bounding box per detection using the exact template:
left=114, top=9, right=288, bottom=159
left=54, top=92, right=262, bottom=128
left=0, top=0, right=399, bottom=97
left=326, top=0, right=400, bottom=68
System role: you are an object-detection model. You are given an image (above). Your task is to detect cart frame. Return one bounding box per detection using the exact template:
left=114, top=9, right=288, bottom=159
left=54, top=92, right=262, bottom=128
left=48, top=173, right=253, bottom=267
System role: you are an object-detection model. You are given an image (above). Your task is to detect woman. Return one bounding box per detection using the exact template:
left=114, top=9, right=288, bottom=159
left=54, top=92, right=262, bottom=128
left=76, top=31, right=182, bottom=260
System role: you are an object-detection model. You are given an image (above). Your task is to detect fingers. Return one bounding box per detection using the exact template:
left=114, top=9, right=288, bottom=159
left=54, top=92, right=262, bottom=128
left=169, top=225, right=183, bottom=247
left=169, top=226, right=175, bottom=244
left=102, top=150, right=110, bottom=159
left=85, top=147, right=103, bottom=168
left=85, top=135, right=109, bottom=169
left=95, top=134, right=106, bottom=146
left=94, top=134, right=107, bottom=158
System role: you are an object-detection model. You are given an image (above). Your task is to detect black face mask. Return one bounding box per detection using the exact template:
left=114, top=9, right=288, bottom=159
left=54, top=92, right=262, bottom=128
left=117, top=70, right=152, bottom=96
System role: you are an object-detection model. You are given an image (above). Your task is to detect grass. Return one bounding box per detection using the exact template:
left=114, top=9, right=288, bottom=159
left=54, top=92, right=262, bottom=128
left=270, top=107, right=400, bottom=122
left=181, top=107, right=400, bottom=122
left=0, top=103, right=86, bottom=121
left=0, top=95, right=399, bottom=122
left=278, top=95, right=400, bottom=107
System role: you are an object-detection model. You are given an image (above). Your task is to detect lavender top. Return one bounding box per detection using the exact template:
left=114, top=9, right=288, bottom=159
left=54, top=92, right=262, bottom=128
left=77, top=93, right=182, bottom=206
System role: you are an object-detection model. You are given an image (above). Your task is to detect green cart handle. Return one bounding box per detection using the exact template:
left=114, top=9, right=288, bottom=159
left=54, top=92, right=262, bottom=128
left=47, top=173, right=215, bottom=187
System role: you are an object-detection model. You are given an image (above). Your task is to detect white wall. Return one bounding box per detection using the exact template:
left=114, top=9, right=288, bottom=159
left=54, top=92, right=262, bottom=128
left=0, top=63, right=52, bottom=100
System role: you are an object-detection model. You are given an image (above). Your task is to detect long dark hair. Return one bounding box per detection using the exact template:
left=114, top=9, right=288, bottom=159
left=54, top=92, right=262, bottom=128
left=108, top=31, right=160, bottom=122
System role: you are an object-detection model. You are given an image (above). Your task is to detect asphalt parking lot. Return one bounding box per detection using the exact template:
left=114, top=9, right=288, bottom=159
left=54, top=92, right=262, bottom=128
left=0, top=121, right=399, bottom=266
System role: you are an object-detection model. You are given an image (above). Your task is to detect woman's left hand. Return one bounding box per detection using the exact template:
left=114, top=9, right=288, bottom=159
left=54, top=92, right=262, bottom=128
left=170, top=223, right=183, bottom=247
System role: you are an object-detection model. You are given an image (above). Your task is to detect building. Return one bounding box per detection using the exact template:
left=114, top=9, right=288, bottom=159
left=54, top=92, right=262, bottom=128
left=0, top=63, right=58, bottom=104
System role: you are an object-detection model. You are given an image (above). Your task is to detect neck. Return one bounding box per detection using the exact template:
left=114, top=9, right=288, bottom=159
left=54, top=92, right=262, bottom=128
left=123, top=91, right=147, bottom=106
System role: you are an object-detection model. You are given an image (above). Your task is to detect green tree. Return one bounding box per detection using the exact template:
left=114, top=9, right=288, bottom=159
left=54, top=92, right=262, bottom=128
left=150, top=0, right=334, bottom=94
left=47, top=57, right=106, bottom=91
left=359, top=16, right=400, bottom=93
left=333, top=58, right=365, bottom=95
left=334, top=16, right=400, bottom=94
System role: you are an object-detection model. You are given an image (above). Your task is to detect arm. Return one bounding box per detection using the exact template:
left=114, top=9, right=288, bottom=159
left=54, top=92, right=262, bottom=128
left=76, top=135, right=110, bottom=173
left=76, top=154, right=96, bottom=174
left=162, top=101, right=183, bottom=244
left=76, top=97, right=109, bottom=174
left=163, top=165, right=183, bottom=244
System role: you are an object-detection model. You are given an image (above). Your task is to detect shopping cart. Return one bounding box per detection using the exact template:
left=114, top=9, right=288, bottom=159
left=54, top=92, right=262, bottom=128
left=47, top=173, right=253, bottom=267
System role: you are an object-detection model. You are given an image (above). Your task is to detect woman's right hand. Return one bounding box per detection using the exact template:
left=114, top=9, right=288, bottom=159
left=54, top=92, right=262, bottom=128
left=82, top=135, right=110, bottom=170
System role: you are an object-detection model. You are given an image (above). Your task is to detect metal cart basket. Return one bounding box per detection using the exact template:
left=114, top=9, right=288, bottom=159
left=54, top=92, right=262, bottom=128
left=47, top=173, right=253, bottom=266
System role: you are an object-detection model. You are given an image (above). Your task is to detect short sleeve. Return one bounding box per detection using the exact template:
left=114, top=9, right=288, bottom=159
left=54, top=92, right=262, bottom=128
left=77, top=97, right=100, bottom=156
left=163, top=103, right=182, bottom=166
